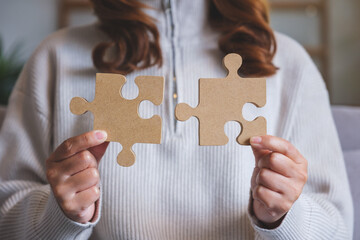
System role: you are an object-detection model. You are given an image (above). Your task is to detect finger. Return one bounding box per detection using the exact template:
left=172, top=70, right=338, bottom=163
left=256, top=168, right=290, bottom=194
left=252, top=185, right=290, bottom=214
left=73, top=186, right=100, bottom=211
left=251, top=166, right=261, bottom=191
left=88, top=141, right=109, bottom=163
left=65, top=168, right=100, bottom=193
left=50, top=130, right=107, bottom=162
left=258, top=152, right=298, bottom=178
left=250, top=139, right=272, bottom=161
left=61, top=199, right=96, bottom=224
left=59, top=150, right=97, bottom=176
left=71, top=204, right=96, bottom=224
left=250, top=135, right=303, bottom=164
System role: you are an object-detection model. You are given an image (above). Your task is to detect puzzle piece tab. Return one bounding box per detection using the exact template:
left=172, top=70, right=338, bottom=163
left=70, top=73, right=164, bottom=167
left=175, top=53, right=266, bottom=145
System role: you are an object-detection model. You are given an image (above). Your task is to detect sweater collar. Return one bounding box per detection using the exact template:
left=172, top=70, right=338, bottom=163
left=140, top=0, right=219, bottom=45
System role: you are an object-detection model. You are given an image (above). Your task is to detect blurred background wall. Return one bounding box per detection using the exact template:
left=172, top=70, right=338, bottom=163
left=0, top=0, right=359, bottom=105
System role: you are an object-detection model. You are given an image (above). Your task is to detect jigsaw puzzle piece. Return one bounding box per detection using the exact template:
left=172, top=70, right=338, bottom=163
left=70, top=73, right=164, bottom=167
left=133, top=116, right=162, bottom=143
left=116, top=116, right=162, bottom=167
left=223, top=53, right=242, bottom=79
left=135, top=76, right=164, bottom=105
left=236, top=77, right=266, bottom=145
left=199, top=119, right=229, bottom=145
left=117, top=143, right=136, bottom=167
left=94, top=73, right=126, bottom=107
left=239, top=78, right=267, bottom=110
left=175, top=103, right=194, bottom=122
left=237, top=117, right=266, bottom=145
left=115, top=114, right=162, bottom=146
left=105, top=75, right=163, bottom=167
left=70, top=73, right=126, bottom=116
left=70, top=97, right=91, bottom=115
left=175, top=53, right=267, bottom=146
left=176, top=103, right=230, bottom=145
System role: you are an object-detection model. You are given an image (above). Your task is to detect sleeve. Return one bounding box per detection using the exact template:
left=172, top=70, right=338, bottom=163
left=248, top=47, right=354, bottom=239
left=0, top=39, right=101, bottom=239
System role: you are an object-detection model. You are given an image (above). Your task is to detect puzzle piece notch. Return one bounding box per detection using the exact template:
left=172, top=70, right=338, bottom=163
left=175, top=53, right=266, bottom=146
left=70, top=73, right=164, bottom=167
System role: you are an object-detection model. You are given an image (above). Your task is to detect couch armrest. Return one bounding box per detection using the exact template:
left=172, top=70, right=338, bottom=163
left=331, top=105, right=360, bottom=152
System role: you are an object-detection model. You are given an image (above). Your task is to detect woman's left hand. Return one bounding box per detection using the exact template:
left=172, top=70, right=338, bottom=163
left=249, top=135, right=308, bottom=228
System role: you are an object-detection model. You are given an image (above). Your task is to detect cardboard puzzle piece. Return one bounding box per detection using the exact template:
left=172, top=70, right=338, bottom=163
left=70, top=73, right=164, bottom=167
left=175, top=53, right=266, bottom=145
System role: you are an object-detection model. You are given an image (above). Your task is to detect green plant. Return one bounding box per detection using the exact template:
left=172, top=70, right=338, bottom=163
left=0, top=36, right=24, bottom=105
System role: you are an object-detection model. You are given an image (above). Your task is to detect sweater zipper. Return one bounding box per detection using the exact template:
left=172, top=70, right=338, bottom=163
left=163, top=0, right=179, bottom=134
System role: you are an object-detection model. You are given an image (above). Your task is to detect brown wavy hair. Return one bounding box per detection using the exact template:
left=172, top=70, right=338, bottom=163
left=91, top=0, right=277, bottom=77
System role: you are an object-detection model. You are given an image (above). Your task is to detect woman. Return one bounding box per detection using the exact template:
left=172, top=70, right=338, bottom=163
left=0, top=0, right=353, bottom=239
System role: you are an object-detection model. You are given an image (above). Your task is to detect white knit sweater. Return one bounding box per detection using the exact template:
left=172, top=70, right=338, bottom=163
left=0, top=0, right=354, bottom=239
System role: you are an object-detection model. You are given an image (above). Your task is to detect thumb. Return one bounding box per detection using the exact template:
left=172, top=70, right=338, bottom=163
left=89, top=141, right=110, bottom=164
left=250, top=136, right=272, bottom=163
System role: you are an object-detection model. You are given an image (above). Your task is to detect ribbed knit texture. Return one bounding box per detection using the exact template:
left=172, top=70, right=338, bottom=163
left=0, top=0, right=354, bottom=239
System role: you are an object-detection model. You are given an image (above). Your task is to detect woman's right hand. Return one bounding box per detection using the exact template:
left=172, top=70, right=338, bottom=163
left=46, top=130, right=109, bottom=224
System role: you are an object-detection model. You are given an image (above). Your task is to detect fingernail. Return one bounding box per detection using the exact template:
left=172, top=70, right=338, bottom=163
left=95, top=130, right=107, bottom=141
left=250, top=136, right=262, bottom=144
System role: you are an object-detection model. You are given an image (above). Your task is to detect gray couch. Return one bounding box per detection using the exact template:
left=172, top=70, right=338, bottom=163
left=0, top=105, right=359, bottom=238
left=332, top=105, right=360, bottom=240
left=0, top=106, right=5, bottom=128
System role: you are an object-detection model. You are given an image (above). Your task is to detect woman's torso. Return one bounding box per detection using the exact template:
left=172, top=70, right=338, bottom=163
left=48, top=1, right=301, bottom=238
